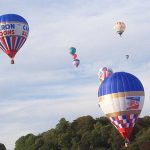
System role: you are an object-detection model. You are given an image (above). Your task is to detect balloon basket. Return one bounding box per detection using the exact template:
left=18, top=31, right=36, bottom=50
left=125, top=142, right=128, bottom=148
left=125, top=138, right=130, bottom=148
left=11, top=60, right=14, bottom=64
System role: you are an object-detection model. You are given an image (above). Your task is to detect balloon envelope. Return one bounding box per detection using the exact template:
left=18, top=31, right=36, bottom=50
left=98, top=67, right=113, bottom=83
left=126, top=55, right=129, bottom=59
left=98, top=72, right=144, bottom=141
left=72, top=53, right=77, bottom=59
left=113, top=22, right=126, bottom=36
left=73, top=59, right=80, bottom=67
left=69, top=47, right=76, bottom=55
left=0, top=14, right=29, bottom=60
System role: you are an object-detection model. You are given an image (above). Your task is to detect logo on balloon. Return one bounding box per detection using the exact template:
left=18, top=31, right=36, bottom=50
left=126, top=96, right=140, bottom=110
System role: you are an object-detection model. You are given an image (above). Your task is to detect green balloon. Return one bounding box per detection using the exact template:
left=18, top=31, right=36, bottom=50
left=69, top=47, right=76, bottom=54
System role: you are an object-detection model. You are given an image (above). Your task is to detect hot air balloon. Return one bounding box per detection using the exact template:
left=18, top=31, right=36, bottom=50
left=73, top=59, right=80, bottom=67
left=126, top=55, right=129, bottom=59
left=69, top=47, right=76, bottom=55
left=98, top=72, right=145, bottom=147
left=113, top=22, right=126, bottom=36
left=97, top=67, right=113, bottom=84
left=0, top=14, right=29, bottom=64
left=72, top=53, right=77, bottom=59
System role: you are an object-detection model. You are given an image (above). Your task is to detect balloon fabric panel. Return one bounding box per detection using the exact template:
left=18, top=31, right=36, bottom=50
left=98, top=72, right=144, bottom=96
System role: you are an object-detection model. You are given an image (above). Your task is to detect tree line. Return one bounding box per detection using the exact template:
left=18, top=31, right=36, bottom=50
left=13, top=115, right=150, bottom=150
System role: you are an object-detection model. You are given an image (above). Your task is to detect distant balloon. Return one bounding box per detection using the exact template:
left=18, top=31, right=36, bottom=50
left=113, top=22, right=126, bottom=36
left=126, top=55, right=129, bottom=59
left=98, top=72, right=145, bottom=146
left=72, top=53, right=77, bottom=59
left=0, top=14, right=29, bottom=64
left=98, top=67, right=113, bottom=83
left=73, top=59, right=80, bottom=67
left=69, top=47, right=76, bottom=55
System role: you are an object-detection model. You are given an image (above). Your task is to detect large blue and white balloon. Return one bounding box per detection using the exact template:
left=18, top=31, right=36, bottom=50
left=98, top=72, right=145, bottom=144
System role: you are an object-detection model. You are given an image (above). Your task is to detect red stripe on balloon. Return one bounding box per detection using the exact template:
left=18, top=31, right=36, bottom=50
left=12, top=36, right=16, bottom=50
left=16, top=37, right=26, bottom=51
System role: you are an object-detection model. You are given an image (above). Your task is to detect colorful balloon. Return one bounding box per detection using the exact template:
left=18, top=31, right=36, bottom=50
left=69, top=47, right=76, bottom=55
left=98, top=72, right=145, bottom=146
left=73, top=59, right=80, bottom=67
left=97, top=67, right=113, bottom=83
left=113, top=22, right=126, bottom=36
left=0, top=14, right=29, bottom=64
left=72, top=53, right=77, bottom=59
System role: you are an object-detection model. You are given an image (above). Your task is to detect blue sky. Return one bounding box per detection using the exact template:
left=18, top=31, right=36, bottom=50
left=0, top=0, right=150, bottom=149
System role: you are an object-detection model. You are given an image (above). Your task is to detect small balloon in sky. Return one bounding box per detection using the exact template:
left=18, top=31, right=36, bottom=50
left=113, top=22, right=126, bottom=37
left=97, top=67, right=113, bottom=84
left=72, top=53, right=77, bottom=59
left=126, top=55, right=129, bottom=59
left=69, top=47, right=80, bottom=68
left=73, top=59, right=80, bottom=67
left=69, top=47, right=76, bottom=55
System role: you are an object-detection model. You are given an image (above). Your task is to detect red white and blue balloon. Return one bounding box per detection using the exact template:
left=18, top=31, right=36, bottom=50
left=0, top=14, right=29, bottom=64
left=98, top=72, right=145, bottom=144
left=98, top=67, right=113, bottom=84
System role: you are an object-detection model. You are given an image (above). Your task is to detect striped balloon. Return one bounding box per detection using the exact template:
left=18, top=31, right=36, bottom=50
left=0, top=14, right=29, bottom=64
left=97, top=67, right=113, bottom=84
left=98, top=72, right=145, bottom=144
left=73, top=59, right=80, bottom=67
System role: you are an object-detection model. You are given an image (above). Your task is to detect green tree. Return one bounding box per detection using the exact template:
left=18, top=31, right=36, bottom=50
left=71, top=115, right=95, bottom=134
left=129, top=128, right=150, bottom=150
left=15, top=134, right=36, bottom=150
left=15, top=136, right=26, bottom=150
left=78, top=131, right=91, bottom=150
left=14, top=115, right=150, bottom=150
left=34, top=137, right=44, bottom=149
left=0, top=143, right=6, bottom=150
left=58, top=132, right=72, bottom=149
left=109, top=127, right=124, bottom=150
left=56, top=118, right=71, bottom=133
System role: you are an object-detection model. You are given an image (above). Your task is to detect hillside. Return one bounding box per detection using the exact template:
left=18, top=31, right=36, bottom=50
left=15, top=115, right=150, bottom=150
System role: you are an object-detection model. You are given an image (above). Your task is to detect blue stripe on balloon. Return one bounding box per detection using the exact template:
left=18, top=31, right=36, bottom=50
left=121, top=124, right=124, bottom=128
left=0, top=42, right=5, bottom=51
left=0, top=14, right=28, bottom=24
left=15, top=36, right=21, bottom=50
left=98, top=72, right=144, bottom=96
left=122, top=115, right=126, bottom=119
